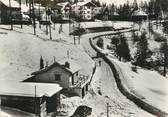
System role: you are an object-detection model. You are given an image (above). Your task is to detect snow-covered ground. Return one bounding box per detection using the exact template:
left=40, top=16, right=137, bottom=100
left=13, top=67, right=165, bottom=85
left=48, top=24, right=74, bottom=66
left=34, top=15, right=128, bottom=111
left=0, top=24, right=94, bottom=83
left=108, top=57, right=168, bottom=114
left=92, top=21, right=168, bottom=115
left=0, top=106, right=34, bottom=117
left=79, top=29, right=155, bottom=117
left=0, top=20, right=159, bottom=117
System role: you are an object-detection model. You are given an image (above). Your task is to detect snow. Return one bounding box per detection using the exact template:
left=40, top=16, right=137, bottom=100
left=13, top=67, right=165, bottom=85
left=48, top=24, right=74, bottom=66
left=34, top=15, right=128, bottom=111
left=0, top=107, right=34, bottom=117
left=109, top=58, right=168, bottom=113
left=0, top=24, right=94, bottom=82
left=80, top=21, right=133, bottom=29
left=0, top=81, right=62, bottom=97
left=0, top=20, right=162, bottom=117
left=58, top=58, right=81, bottom=74
left=132, top=9, right=147, bottom=16
left=93, top=20, right=168, bottom=114
left=0, top=0, right=19, bottom=8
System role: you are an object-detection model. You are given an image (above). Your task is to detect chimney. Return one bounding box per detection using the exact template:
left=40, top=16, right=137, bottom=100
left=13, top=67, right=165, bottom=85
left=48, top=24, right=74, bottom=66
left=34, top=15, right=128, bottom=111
left=45, top=61, right=48, bottom=68
left=65, top=61, right=70, bottom=68
left=40, top=56, right=44, bottom=69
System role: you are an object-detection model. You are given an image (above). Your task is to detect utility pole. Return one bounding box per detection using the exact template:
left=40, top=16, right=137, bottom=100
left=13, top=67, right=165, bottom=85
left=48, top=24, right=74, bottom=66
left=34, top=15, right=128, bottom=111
left=78, top=22, right=81, bottom=44
left=69, top=6, right=72, bottom=35
left=29, top=0, right=32, bottom=18
left=45, top=7, right=48, bottom=35
left=9, top=0, right=13, bottom=30
left=34, top=85, right=37, bottom=117
left=49, top=20, right=52, bottom=40
left=32, top=0, right=36, bottom=35
left=39, top=0, right=41, bottom=29
left=19, top=0, right=23, bottom=28
left=106, top=103, right=111, bottom=117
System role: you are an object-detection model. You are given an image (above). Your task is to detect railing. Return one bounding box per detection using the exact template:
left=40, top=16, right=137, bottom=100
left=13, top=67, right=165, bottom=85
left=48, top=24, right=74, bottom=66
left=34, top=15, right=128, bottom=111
left=74, top=75, right=89, bottom=87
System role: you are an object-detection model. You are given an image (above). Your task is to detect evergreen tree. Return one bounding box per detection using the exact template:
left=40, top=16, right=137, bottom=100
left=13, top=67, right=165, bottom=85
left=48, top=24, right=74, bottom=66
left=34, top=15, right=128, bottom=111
left=97, top=38, right=104, bottom=49
left=116, top=34, right=131, bottom=61
left=131, top=31, right=139, bottom=43
left=160, top=41, right=168, bottom=76
left=134, top=31, right=149, bottom=66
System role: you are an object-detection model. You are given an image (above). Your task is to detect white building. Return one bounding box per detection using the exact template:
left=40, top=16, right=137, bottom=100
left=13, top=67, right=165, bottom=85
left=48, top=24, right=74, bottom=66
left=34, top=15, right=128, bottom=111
left=57, top=2, right=72, bottom=20
left=72, top=1, right=97, bottom=20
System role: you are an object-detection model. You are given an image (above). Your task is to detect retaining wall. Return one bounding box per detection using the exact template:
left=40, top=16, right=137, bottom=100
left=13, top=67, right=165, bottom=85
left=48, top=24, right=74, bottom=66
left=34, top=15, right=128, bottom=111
left=89, top=35, right=168, bottom=117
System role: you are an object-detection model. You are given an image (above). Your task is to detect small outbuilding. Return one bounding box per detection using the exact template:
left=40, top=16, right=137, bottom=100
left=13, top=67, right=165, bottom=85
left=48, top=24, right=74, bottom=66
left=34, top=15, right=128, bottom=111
left=0, top=81, right=62, bottom=116
left=0, top=0, right=21, bottom=24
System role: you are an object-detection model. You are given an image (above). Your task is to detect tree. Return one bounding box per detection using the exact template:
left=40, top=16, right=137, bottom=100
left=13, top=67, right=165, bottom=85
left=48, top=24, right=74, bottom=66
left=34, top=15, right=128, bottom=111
left=131, top=31, right=139, bottom=43
left=115, top=34, right=131, bottom=61
left=111, top=36, right=120, bottom=47
left=160, top=41, right=168, bottom=76
left=97, top=38, right=104, bottom=49
left=134, top=31, right=149, bottom=66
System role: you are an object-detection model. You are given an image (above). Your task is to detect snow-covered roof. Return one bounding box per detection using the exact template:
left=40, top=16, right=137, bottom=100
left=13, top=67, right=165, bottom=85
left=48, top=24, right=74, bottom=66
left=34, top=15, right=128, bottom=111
left=58, top=58, right=81, bottom=73
left=20, top=4, right=29, bottom=12
left=132, top=9, right=147, bottom=16
left=32, top=58, right=81, bottom=75
left=0, top=0, right=19, bottom=8
left=57, top=2, right=70, bottom=7
left=72, top=1, right=96, bottom=7
left=0, top=81, right=62, bottom=97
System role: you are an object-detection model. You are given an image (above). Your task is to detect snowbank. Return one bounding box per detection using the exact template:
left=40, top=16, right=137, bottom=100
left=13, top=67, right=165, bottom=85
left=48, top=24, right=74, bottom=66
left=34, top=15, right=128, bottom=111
left=110, top=59, right=168, bottom=114
left=90, top=33, right=168, bottom=116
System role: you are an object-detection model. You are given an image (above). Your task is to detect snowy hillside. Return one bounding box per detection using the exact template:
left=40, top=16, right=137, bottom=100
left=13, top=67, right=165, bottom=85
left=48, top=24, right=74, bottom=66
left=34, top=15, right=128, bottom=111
left=109, top=58, right=168, bottom=114
left=0, top=25, right=94, bottom=82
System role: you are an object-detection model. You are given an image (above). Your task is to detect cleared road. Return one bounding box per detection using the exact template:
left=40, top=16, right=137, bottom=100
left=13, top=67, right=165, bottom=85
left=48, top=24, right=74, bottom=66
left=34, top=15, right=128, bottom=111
left=81, top=33, right=155, bottom=117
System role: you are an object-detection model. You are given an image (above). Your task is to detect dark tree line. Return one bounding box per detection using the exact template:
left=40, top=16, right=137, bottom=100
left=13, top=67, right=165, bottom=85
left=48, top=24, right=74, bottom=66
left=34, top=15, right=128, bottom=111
left=111, top=34, right=131, bottom=61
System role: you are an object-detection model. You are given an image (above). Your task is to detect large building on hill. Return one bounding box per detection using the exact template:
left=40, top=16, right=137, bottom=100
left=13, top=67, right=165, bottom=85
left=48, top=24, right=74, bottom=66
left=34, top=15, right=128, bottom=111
left=72, top=1, right=97, bottom=20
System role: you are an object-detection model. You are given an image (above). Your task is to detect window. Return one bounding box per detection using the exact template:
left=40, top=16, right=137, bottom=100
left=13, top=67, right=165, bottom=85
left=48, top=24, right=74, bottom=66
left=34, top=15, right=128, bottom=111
left=55, top=74, right=61, bottom=81
left=87, top=11, right=90, bottom=14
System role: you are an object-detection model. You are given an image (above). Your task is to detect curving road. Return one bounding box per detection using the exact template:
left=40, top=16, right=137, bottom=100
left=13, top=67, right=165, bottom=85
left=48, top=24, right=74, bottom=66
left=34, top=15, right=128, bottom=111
left=81, top=33, right=155, bottom=117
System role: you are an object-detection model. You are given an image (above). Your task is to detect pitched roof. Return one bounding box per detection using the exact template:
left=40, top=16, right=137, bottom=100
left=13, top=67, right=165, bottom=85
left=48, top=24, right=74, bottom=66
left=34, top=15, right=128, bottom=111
left=72, top=1, right=97, bottom=7
left=57, top=2, right=70, bottom=7
left=32, top=58, right=81, bottom=75
left=132, top=9, right=147, bottom=16
left=0, top=81, right=62, bottom=97
left=58, top=58, right=81, bottom=73
left=0, top=0, right=19, bottom=8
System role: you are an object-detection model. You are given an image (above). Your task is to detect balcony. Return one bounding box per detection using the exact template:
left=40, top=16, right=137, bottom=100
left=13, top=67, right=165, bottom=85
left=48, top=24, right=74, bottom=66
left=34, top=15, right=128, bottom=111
left=72, top=75, right=89, bottom=88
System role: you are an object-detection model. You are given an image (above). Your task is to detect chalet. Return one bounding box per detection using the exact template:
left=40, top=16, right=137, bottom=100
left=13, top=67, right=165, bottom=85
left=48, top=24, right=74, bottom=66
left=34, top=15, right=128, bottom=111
left=0, top=0, right=21, bottom=24
left=72, top=1, right=97, bottom=21
left=0, top=81, right=62, bottom=116
left=57, top=2, right=72, bottom=20
left=132, top=8, right=148, bottom=21
left=26, top=59, right=90, bottom=98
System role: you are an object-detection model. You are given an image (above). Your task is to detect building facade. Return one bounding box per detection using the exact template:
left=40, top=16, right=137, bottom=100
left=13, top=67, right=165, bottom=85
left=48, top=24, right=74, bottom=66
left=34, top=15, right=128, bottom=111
left=27, top=59, right=90, bottom=98
left=0, top=82, right=62, bottom=116
left=72, top=1, right=97, bottom=21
